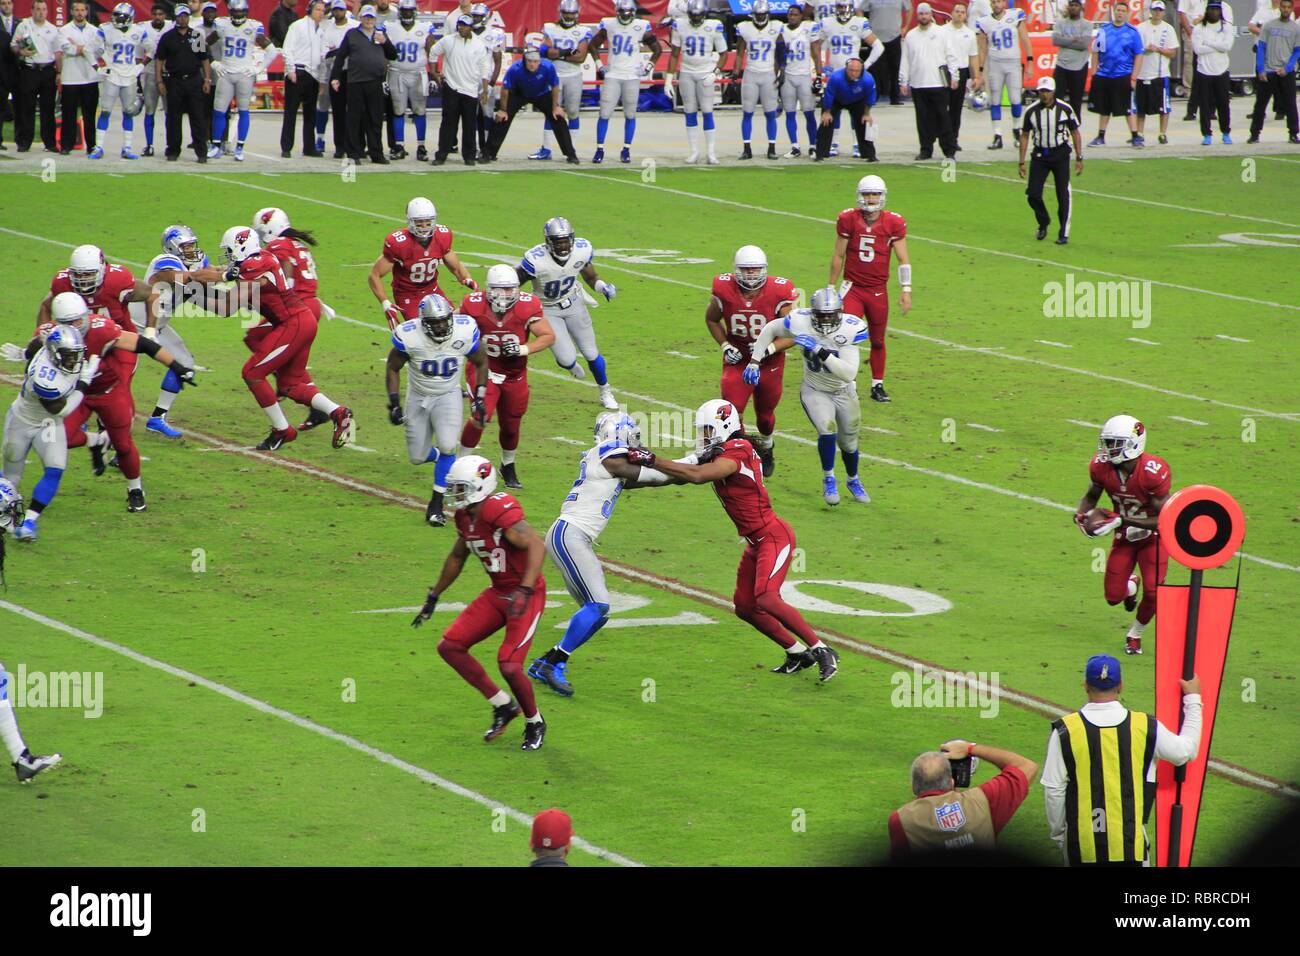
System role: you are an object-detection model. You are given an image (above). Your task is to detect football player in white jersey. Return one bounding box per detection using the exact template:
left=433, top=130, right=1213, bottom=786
left=976, top=0, right=1030, bottom=149
left=734, top=0, right=783, bottom=159
left=387, top=293, right=490, bottom=526
left=516, top=217, right=620, bottom=410
left=470, top=3, right=505, bottom=157
left=387, top=0, right=436, bottom=161
left=95, top=4, right=150, bottom=159
left=590, top=0, right=660, bottom=164
left=779, top=3, right=822, bottom=157
left=747, top=286, right=871, bottom=506
left=0, top=615, right=63, bottom=780
left=528, top=412, right=676, bottom=696
left=206, top=0, right=271, bottom=161
left=668, top=0, right=727, bottom=164
left=534, top=0, right=592, bottom=160
left=138, top=2, right=173, bottom=156
left=819, top=0, right=883, bottom=156
left=2, top=325, right=94, bottom=542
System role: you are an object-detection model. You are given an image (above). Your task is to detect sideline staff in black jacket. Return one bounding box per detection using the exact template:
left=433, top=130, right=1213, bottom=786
left=329, top=4, right=395, bottom=163
left=155, top=5, right=213, bottom=163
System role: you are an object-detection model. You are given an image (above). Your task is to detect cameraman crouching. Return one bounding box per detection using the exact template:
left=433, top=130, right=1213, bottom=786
left=889, top=740, right=1038, bottom=861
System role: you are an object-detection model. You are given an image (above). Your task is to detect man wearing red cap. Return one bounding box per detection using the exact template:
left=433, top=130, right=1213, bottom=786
left=530, top=808, right=572, bottom=867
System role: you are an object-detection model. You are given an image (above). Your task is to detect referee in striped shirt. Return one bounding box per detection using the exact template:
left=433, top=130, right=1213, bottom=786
left=1018, top=76, right=1083, bottom=246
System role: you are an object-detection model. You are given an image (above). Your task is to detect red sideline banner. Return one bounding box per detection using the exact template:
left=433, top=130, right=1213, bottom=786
left=1153, top=581, right=1237, bottom=868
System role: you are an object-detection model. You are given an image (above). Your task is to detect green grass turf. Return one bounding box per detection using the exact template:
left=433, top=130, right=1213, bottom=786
left=0, top=161, right=1295, bottom=866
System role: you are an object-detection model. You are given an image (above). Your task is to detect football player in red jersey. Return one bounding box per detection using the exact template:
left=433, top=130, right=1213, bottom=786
left=628, top=399, right=841, bottom=681
left=458, top=265, right=556, bottom=490
left=30, top=293, right=197, bottom=512
left=1074, top=415, right=1172, bottom=656
left=368, top=197, right=478, bottom=330
left=829, top=174, right=911, bottom=403
left=252, top=207, right=323, bottom=320
left=411, top=456, right=549, bottom=751
left=212, top=226, right=354, bottom=451
left=705, top=245, right=797, bottom=477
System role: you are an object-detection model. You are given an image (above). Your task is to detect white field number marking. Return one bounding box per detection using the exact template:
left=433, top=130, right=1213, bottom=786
left=780, top=580, right=953, bottom=618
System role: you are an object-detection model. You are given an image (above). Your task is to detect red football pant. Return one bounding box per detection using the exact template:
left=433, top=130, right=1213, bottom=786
left=1104, top=535, right=1168, bottom=625
left=396, top=287, right=443, bottom=320
left=720, top=354, right=785, bottom=436
left=302, top=296, right=322, bottom=321
left=460, top=370, right=529, bottom=452
left=64, top=387, right=140, bottom=480
left=242, top=315, right=321, bottom=409
left=734, top=516, right=819, bottom=649
left=844, top=284, right=889, bottom=381
left=437, top=581, right=547, bottom=718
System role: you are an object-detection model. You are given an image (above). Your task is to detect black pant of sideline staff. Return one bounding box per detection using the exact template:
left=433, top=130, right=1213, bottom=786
left=947, top=67, right=970, bottom=148
left=815, top=98, right=875, bottom=159
left=345, top=78, right=387, bottom=162
left=1054, top=65, right=1087, bottom=118
left=15, top=64, right=57, bottom=151
left=164, top=71, right=208, bottom=161
left=281, top=71, right=320, bottom=154
left=60, top=81, right=98, bottom=152
left=482, top=94, right=576, bottom=161
left=436, top=83, right=479, bottom=164
left=1026, top=143, right=1072, bottom=242
left=872, top=36, right=903, bottom=104
left=329, top=78, right=349, bottom=157
left=1197, top=71, right=1230, bottom=137
left=912, top=86, right=956, bottom=158
left=1249, top=70, right=1299, bottom=139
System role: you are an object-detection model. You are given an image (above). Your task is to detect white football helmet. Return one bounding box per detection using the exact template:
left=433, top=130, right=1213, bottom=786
left=253, top=207, right=291, bottom=244
left=406, top=197, right=437, bottom=241
left=485, top=264, right=519, bottom=313
left=1098, top=415, right=1147, bottom=464
left=695, top=398, right=743, bottom=455
left=219, top=226, right=261, bottom=264
left=857, top=175, right=887, bottom=213
left=69, top=245, right=106, bottom=294
left=733, top=245, right=768, bottom=295
left=444, top=455, right=498, bottom=511
left=51, top=291, right=91, bottom=332
left=594, top=411, right=642, bottom=448
left=43, top=324, right=86, bottom=374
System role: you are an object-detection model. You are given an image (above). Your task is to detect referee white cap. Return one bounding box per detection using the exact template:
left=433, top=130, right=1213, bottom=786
left=1036, top=75, right=1056, bottom=92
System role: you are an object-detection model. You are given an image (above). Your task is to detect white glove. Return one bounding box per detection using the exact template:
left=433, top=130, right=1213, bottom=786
left=79, top=354, right=101, bottom=386
left=1, top=342, right=27, bottom=363
left=721, top=343, right=745, bottom=365
left=595, top=279, right=617, bottom=302
left=140, top=327, right=159, bottom=342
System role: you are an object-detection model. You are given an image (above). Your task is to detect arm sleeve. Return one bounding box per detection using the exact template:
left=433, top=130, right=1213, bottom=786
left=1255, top=32, right=1266, bottom=72
left=1153, top=695, right=1202, bottom=767
left=750, top=317, right=788, bottom=359
left=864, top=36, right=884, bottom=68
left=822, top=345, right=860, bottom=382
left=635, top=465, right=674, bottom=485
left=1041, top=728, right=1069, bottom=846
left=977, top=766, right=1029, bottom=834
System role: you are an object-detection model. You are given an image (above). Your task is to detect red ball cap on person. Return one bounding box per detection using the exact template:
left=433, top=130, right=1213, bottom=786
left=531, top=809, right=573, bottom=850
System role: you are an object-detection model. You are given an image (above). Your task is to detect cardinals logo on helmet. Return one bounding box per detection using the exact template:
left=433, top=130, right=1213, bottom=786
left=476, top=461, right=493, bottom=479
left=716, top=403, right=734, bottom=421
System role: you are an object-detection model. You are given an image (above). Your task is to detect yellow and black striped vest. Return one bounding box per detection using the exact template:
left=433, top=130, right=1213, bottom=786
left=1053, top=709, right=1157, bottom=865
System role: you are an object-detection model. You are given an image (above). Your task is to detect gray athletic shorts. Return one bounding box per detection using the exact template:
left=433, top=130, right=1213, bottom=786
left=389, top=70, right=427, bottom=116
left=543, top=300, right=600, bottom=369
left=741, top=71, right=778, bottom=114
left=799, top=379, right=861, bottom=452
left=3, top=405, right=69, bottom=489
left=598, top=76, right=640, bottom=119
left=214, top=70, right=256, bottom=111
left=546, top=517, right=610, bottom=608
left=678, top=71, right=716, bottom=114
left=404, top=387, right=464, bottom=470
left=781, top=73, right=816, bottom=112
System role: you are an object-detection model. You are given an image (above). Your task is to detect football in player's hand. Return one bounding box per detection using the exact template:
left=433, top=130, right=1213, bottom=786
left=1079, top=508, right=1122, bottom=537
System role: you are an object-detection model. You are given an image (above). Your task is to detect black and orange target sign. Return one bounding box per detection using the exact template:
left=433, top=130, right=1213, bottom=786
left=1158, top=485, right=1245, bottom=570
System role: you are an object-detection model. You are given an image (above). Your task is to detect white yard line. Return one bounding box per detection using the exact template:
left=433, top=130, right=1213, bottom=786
left=1216, top=334, right=1251, bottom=343
left=0, top=598, right=645, bottom=866
left=1035, top=340, right=1072, bottom=348
left=966, top=423, right=1002, bottom=433
left=665, top=350, right=700, bottom=359
left=1066, top=419, right=1103, bottom=428
left=1169, top=416, right=1209, bottom=426
left=1126, top=337, right=1160, bottom=346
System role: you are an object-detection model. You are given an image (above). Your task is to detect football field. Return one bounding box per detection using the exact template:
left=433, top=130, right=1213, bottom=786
left=1, top=159, right=1297, bottom=867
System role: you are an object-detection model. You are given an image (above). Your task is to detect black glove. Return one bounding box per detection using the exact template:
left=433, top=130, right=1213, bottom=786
left=505, top=585, right=534, bottom=619
left=470, top=390, right=487, bottom=426
left=501, top=339, right=522, bottom=358
left=697, top=444, right=720, bottom=464
left=223, top=262, right=241, bottom=282
left=411, top=591, right=438, bottom=628
left=388, top=392, right=403, bottom=425
left=171, top=363, right=198, bottom=388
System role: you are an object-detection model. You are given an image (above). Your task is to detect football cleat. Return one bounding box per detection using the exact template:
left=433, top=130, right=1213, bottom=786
left=739, top=143, right=753, bottom=160
left=389, top=145, right=406, bottom=160
left=484, top=701, right=521, bottom=741
left=528, top=146, right=553, bottom=160
left=592, top=147, right=605, bottom=164
left=1036, top=225, right=1048, bottom=241
left=785, top=145, right=801, bottom=158
left=127, top=488, right=147, bottom=512
left=500, top=462, right=522, bottom=489
left=416, top=145, right=429, bottom=161
left=870, top=383, right=890, bottom=403
left=1125, top=635, right=1143, bottom=656
left=1124, top=573, right=1140, bottom=612
left=598, top=384, right=618, bottom=410
left=521, top=718, right=547, bottom=751
left=255, top=426, right=298, bottom=451
left=771, top=651, right=816, bottom=675
left=810, top=644, right=840, bottom=682
left=1130, top=134, right=1144, bottom=148
left=426, top=490, right=445, bottom=527
left=88, top=146, right=104, bottom=160
left=234, top=145, right=246, bottom=162
left=315, top=137, right=326, bottom=153
left=823, top=475, right=840, bottom=505
left=852, top=143, right=860, bottom=158
left=121, top=148, right=139, bottom=160
left=756, top=443, right=774, bottom=478
left=829, top=143, right=839, bottom=157
left=619, top=147, right=631, bottom=164
left=1221, top=134, right=1232, bottom=145
left=766, top=143, right=777, bottom=160
left=206, top=143, right=222, bottom=159
left=146, top=415, right=183, bottom=438
left=14, top=752, right=61, bottom=783
left=529, top=658, right=574, bottom=697
left=684, top=151, right=699, bottom=164
left=1157, top=134, right=1168, bottom=145
left=705, top=154, right=720, bottom=165
left=142, top=145, right=154, bottom=157
left=298, top=407, right=330, bottom=431
left=1201, top=135, right=1212, bottom=146
left=988, top=134, right=1003, bottom=150
left=89, top=440, right=107, bottom=476
left=847, top=477, right=871, bottom=504
left=13, top=518, right=37, bottom=542
left=1087, top=135, right=1105, bottom=147
left=330, top=406, right=355, bottom=449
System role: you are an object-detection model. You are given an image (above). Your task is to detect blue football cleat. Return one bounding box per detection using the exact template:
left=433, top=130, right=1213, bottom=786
left=619, top=147, right=631, bottom=164
left=527, top=146, right=552, bottom=160
left=592, top=147, right=604, bottom=164
left=315, top=136, right=326, bottom=153
left=847, top=477, right=871, bottom=504
left=528, top=658, right=574, bottom=697
left=146, top=415, right=183, bottom=438
left=1201, top=135, right=1212, bottom=145
left=823, top=475, right=840, bottom=506
left=88, top=146, right=104, bottom=159
left=14, top=518, right=37, bottom=542
left=1222, top=134, right=1233, bottom=145
left=121, top=147, right=139, bottom=160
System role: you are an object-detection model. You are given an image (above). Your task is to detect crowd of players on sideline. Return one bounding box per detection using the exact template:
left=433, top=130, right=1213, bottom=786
left=2, top=0, right=1297, bottom=160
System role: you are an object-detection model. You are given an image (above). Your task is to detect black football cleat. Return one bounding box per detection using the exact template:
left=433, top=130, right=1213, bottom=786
left=988, top=134, right=1003, bottom=150
left=127, top=488, right=147, bottom=513
left=89, top=440, right=107, bottom=476
left=1036, top=225, right=1048, bottom=241
left=298, top=407, right=330, bottom=431
left=1055, top=236, right=1069, bottom=246
left=484, top=701, right=521, bottom=742
left=14, top=751, right=61, bottom=783
left=810, top=644, right=840, bottom=682
left=416, top=145, right=429, bottom=162
left=771, top=651, right=816, bottom=675
left=426, top=490, right=445, bottom=527
left=255, top=426, right=298, bottom=451
left=870, top=383, right=891, bottom=403
left=756, top=443, right=775, bottom=478
left=739, top=143, right=753, bottom=160
left=766, top=143, right=777, bottom=160
left=500, top=462, right=522, bottom=489
left=521, top=718, right=547, bottom=751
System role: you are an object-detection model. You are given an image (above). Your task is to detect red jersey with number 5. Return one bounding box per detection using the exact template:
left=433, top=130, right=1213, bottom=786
left=837, top=208, right=906, bottom=289
left=33, top=315, right=123, bottom=396
left=238, top=250, right=311, bottom=326
left=711, top=437, right=775, bottom=537
left=711, top=274, right=798, bottom=364
left=460, top=291, right=543, bottom=382
left=454, top=491, right=532, bottom=591
left=384, top=225, right=454, bottom=299
left=265, top=236, right=319, bottom=299
left=1088, top=452, right=1172, bottom=533
left=49, top=264, right=137, bottom=331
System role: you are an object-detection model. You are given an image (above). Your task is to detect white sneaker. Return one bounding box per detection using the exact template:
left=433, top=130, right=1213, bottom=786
left=206, top=143, right=222, bottom=159
left=599, top=384, right=618, bottom=410
left=684, top=151, right=699, bottom=164
left=706, top=154, right=720, bottom=165
left=234, top=145, right=245, bottom=162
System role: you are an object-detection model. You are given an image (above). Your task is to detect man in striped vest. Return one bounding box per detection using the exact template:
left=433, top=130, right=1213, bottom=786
left=1041, top=654, right=1202, bottom=866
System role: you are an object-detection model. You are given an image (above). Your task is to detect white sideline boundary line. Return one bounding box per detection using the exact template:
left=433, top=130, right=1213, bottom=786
left=0, top=598, right=645, bottom=867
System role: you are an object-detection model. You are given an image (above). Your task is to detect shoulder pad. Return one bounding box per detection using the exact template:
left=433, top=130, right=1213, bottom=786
left=526, top=244, right=547, bottom=259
